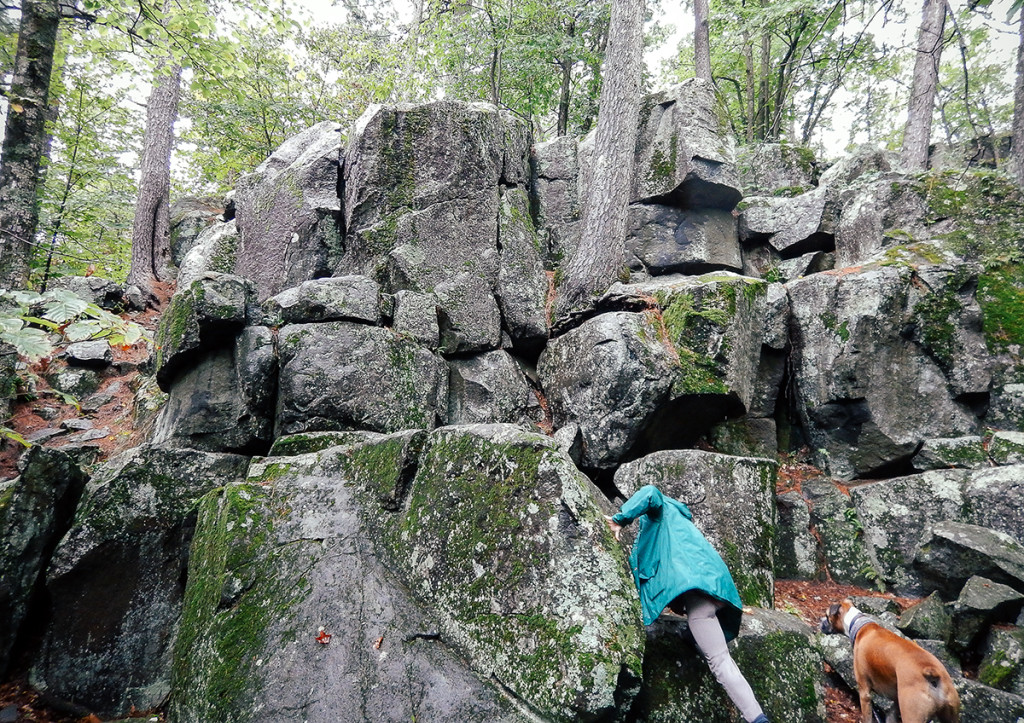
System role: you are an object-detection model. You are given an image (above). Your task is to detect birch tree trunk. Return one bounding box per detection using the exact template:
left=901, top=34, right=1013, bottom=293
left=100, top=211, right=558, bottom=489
left=901, top=0, right=946, bottom=171
left=557, top=0, right=645, bottom=318
left=1010, top=9, right=1024, bottom=187
left=0, top=0, right=60, bottom=290
left=694, top=0, right=712, bottom=81
left=126, top=62, right=182, bottom=308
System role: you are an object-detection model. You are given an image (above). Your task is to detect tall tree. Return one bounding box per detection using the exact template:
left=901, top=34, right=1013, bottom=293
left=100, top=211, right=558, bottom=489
left=0, top=0, right=60, bottom=290
left=558, top=0, right=644, bottom=316
left=1012, top=3, right=1024, bottom=186
left=125, top=60, right=181, bottom=307
left=902, top=0, right=947, bottom=170
left=694, top=0, right=711, bottom=81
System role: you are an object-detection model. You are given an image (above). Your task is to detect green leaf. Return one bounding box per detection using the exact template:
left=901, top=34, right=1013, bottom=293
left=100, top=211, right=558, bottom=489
left=22, top=316, right=61, bottom=332
left=0, top=427, right=30, bottom=448
left=42, top=292, right=89, bottom=324
left=3, top=327, right=54, bottom=360
left=64, top=320, right=106, bottom=341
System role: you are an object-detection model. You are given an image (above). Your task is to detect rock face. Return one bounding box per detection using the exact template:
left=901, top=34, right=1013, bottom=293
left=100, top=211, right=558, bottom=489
left=0, top=448, right=87, bottom=677
left=539, top=311, right=679, bottom=469
left=32, top=446, right=249, bottom=717
left=234, top=122, right=343, bottom=300
left=173, top=427, right=643, bottom=723
left=276, top=321, right=448, bottom=435
left=788, top=265, right=983, bottom=479
left=339, top=101, right=545, bottom=354
left=375, top=425, right=644, bottom=721
left=171, top=437, right=526, bottom=723
left=15, top=96, right=1024, bottom=722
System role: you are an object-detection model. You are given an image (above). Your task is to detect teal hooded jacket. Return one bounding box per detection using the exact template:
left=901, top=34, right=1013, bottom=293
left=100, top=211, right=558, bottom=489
left=612, top=484, right=744, bottom=639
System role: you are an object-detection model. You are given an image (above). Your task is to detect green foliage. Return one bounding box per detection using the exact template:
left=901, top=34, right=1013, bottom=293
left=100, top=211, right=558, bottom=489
left=664, top=0, right=897, bottom=148
left=35, top=37, right=140, bottom=285
left=418, top=0, right=610, bottom=137
left=181, top=18, right=405, bottom=191
left=0, top=289, right=148, bottom=361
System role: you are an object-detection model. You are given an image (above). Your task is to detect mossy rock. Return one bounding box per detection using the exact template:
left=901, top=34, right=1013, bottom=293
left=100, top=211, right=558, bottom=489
left=376, top=424, right=645, bottom=722
left=154, top=274, right=254, bottom=390
left=979, top=626, right=1024, bottom=694
left=641, top=608, right=826, bottom=722
left=34, top=445, right=249, bottom=717
left=171, top=436, right=524, bottom=723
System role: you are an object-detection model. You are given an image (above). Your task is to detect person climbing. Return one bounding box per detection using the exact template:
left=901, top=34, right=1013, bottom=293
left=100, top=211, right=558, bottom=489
left=606, top=484, right=770, bottom=723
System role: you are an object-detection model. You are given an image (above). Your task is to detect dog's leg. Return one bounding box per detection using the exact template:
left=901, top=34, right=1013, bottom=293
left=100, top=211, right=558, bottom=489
left=857, top=685, right=875, bottom=723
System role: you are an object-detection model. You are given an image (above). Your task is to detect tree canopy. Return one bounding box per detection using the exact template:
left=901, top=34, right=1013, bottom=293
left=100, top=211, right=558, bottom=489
left=0, top=0, right=1021, bottom=288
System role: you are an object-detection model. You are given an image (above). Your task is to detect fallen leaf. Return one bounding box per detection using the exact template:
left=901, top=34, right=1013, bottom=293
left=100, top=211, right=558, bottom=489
left=374, top=636, right=384, bottom=650
left=315, top=627, right=331, bottom=645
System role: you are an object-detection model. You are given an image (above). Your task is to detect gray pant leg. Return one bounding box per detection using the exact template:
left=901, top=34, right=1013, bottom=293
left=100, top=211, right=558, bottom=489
left=683, top=590, right=765, bottom=723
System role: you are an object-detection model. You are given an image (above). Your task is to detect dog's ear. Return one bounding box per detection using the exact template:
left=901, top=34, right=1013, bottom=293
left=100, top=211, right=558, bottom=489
left=827, top=603, right=840, bottom=618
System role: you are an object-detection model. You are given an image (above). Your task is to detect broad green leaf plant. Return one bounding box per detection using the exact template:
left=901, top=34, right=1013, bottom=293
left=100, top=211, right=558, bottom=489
left=0, top=289, right=147, bottom=361
left=0, top=288, right=148, bottom=445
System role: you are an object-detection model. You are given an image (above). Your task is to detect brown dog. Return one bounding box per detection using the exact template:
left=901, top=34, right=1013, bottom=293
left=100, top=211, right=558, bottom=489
left=821, top=599, right=960, bottom=723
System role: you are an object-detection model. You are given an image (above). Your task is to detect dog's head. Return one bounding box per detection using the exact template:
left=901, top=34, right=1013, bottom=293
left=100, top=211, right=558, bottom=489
left=819, top=598, right=854, bottom=635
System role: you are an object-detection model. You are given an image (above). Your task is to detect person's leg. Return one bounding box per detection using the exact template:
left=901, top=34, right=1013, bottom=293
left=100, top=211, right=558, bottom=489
left=682, top=590, right=767, bottom=723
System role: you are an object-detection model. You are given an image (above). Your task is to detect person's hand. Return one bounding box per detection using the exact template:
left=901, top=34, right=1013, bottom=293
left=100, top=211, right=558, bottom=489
left=605, top=515, right=622, bottom=541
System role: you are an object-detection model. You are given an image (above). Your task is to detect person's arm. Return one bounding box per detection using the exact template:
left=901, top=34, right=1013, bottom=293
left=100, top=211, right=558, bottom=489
left=611, top=485, right=664, bottom=527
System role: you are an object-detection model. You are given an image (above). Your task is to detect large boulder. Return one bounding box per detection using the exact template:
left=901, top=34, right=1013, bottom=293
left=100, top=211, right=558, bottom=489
left=262, top=275, right=381, bottom=326
left=957, top=678, right=1024, bottom=723
left=979, top=626, right=1024, bottom=695
left=234, top=121, right=343, bottom=300
left=48, top=276, right=124, bottom=310
left=914, top=521, right=1024, bottom=599
left=605, top=273, right=772, bottom=413
left=368, top=424, right=645, bottom=721
left=340, top=101, right=543, bottom=354
left=775, top=490, right=820, bottom=580
left=170, top=434, right=528, bottom=723
left=800, top=479, right=881, bottom=587
left=613, top=449, right=777, bottom=608
left=532, top=135, right=581, bottom=266
left=177, top=220, right=240, bottom=289
left=31, top=445, right=249, bottom=717
left=154, top=273, right=256, bottom=389
left=538, top=311, right=679, bottom=469
left=631, top=79, right=741, bottom=209
left=736, top=142, right=818, bottom=196
left=169, top=196, right=224, bottom=267
left=625, top=205, right=742, bottom=274
left=738, top=187, right=833, bottom=259
left=0, top=448, right=88, bottom=677
left=447, top=350, right=542, bottom=428
left=151, top=327, right=276, bottom=454
left=276, top=321, right=447, bottom=435
left=640, top=608, right=826, bottom=722
left=851, top=469, right=1024, bottom=594
left=787, top=265, right=984, bottom=479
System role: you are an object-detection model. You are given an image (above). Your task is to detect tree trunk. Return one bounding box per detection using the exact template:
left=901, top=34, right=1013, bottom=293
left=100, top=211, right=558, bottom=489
left=557, top=19, right=576, bottom=137
left=126, top=61, right=181, bottom=307
left=756, top=0, right=770, bottom=141
left=1011, top=9, right=1024, bottom=187
left=694, top=0, right=712, bottom=81
left=557, top=0, right=645, bottom=318
left=0, top=0, right=60, bottom=291
left=901, top=0, right=946, bottom=171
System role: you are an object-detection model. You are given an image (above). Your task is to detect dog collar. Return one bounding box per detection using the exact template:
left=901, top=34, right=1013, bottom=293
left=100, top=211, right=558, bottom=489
left=843, top=606, right=871, bottom=643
